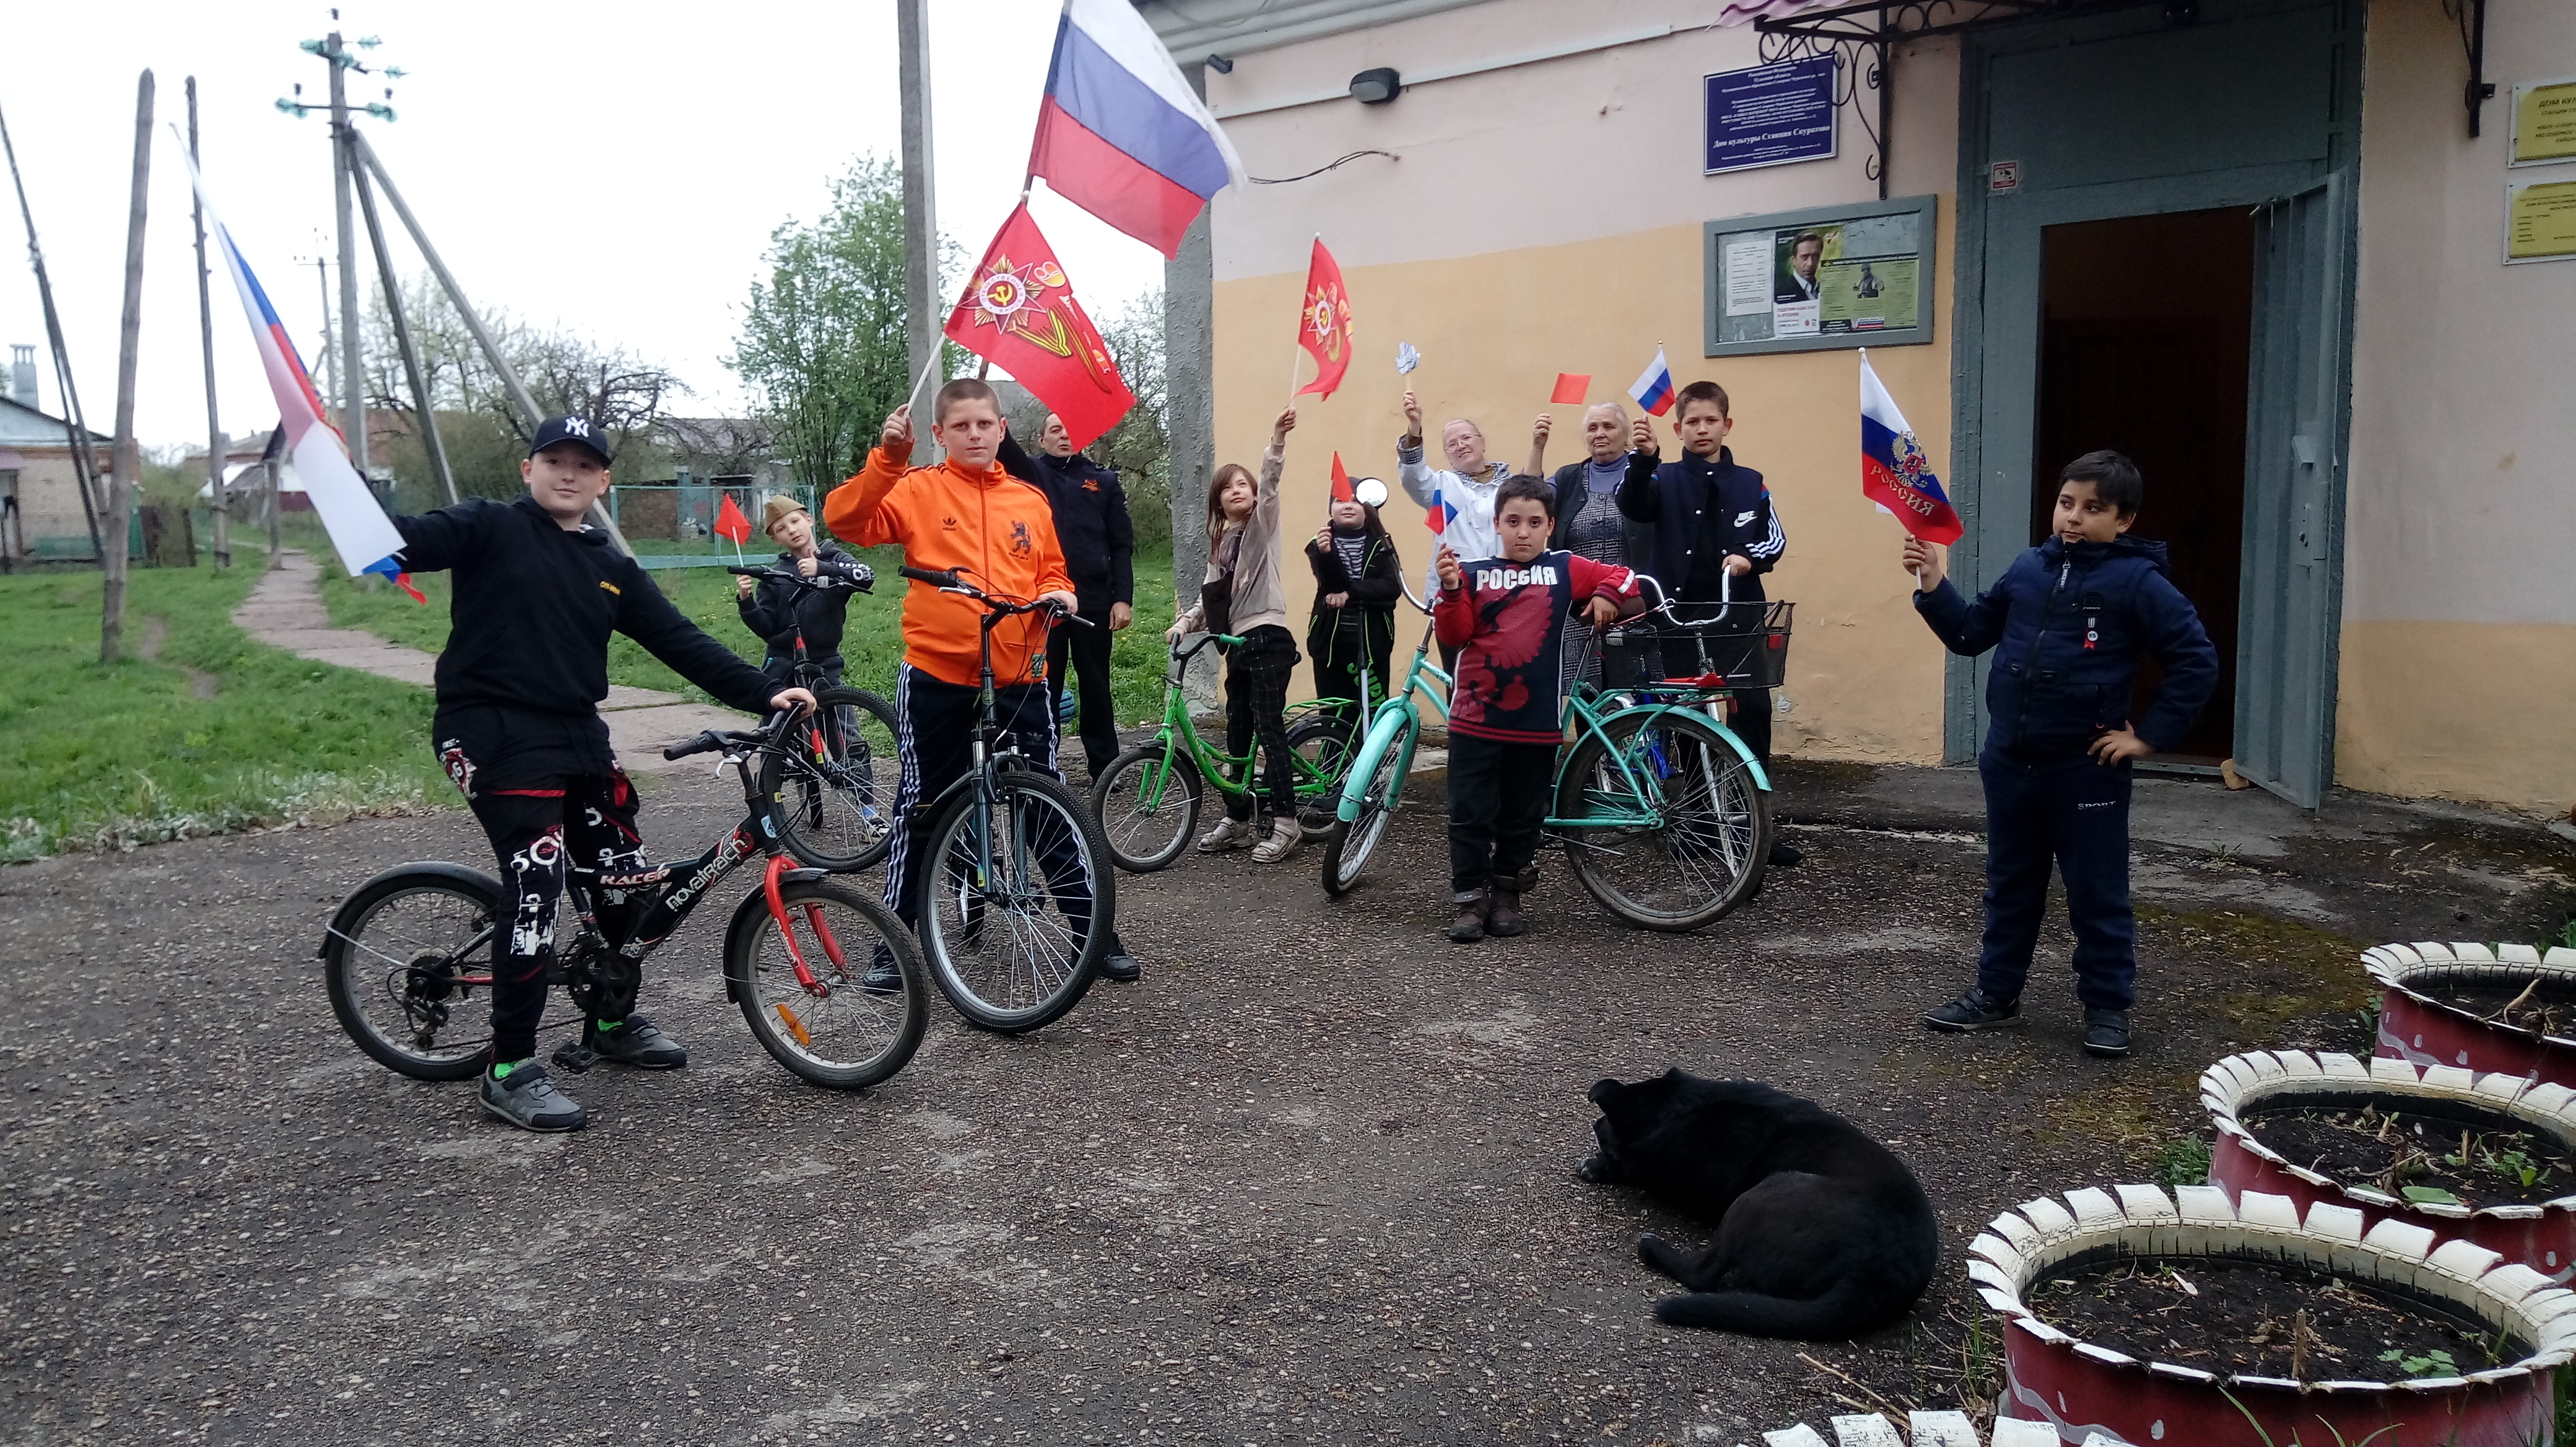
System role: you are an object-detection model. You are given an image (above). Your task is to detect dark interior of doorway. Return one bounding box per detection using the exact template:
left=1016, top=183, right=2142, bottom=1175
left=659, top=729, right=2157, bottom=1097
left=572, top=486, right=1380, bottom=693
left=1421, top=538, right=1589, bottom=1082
left=2035, top=206, right=2255, bottom=763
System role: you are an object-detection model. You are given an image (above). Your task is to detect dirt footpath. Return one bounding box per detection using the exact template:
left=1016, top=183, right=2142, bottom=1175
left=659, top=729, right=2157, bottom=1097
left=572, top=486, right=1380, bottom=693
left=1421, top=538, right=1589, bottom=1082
left=2, top=761, right=2568, bottom=1446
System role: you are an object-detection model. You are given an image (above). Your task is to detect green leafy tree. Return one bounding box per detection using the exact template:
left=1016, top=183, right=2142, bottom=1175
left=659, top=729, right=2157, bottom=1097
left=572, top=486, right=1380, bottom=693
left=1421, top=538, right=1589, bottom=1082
left=728, top=158, right=919, bottom=492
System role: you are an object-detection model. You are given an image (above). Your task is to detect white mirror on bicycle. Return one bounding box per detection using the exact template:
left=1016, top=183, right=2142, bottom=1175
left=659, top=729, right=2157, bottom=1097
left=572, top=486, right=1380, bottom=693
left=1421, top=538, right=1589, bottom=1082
left=1352, top=476, right=1388, bottom=509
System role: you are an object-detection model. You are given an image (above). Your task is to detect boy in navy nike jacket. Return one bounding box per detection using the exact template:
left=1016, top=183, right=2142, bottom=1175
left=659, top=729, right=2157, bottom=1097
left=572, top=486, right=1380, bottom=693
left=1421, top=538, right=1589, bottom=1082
left=1906, top=450, right=2217, bottom=1057
left=1434, top=475, right=1643, bottom=944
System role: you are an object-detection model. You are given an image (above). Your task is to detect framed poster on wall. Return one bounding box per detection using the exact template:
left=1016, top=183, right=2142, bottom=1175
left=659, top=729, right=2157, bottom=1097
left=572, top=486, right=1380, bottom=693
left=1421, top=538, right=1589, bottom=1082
left=1703, top=195, right=1938, bottom=357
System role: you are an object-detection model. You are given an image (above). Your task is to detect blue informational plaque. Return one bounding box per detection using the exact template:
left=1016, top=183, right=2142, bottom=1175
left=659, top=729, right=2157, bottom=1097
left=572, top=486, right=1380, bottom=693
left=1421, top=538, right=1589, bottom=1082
left=1704, top=56, right=1838, bottom=175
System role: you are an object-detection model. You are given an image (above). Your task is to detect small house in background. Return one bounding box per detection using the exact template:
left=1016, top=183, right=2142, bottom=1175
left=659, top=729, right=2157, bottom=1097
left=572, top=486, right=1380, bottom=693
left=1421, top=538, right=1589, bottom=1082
left=614, top=416, right=795, bottom=542
left=1, top=344, right=111, bottom=564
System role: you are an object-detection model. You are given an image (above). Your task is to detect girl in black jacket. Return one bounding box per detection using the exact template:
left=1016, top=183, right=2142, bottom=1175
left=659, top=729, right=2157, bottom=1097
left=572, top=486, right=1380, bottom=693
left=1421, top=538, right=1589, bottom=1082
left=1304, top=487, right=1404, bottom=733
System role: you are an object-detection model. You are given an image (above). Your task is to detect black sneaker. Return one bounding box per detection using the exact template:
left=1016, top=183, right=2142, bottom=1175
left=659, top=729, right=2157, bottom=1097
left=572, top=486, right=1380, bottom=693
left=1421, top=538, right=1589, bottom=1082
left=2084, top=1008, right=2133, bottom=1057
left=1097, top=934, right=1141, bottom=984
left=1767, top=841, right=1804, bottom=868
left=1922, top=987, right=2022, bottom=1032
left=481, top=1059, right=587, bottom=1133
left=861, top=944, right=904, bottom=997
left=583, top=1014, right=687, bottom=1069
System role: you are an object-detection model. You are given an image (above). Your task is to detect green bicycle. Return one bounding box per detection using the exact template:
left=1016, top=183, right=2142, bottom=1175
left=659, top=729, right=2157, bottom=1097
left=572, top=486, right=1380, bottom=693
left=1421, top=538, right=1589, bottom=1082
left=1088, top=632, right=1368, bottom=873
left=1318, top=573, right=1782, bottom=932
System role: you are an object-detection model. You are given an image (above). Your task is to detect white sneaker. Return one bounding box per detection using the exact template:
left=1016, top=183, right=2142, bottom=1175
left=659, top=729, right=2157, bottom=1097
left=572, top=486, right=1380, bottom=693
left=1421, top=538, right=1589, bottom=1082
left=1196, top=816, right=1252, bottom=853
left=1251, top=818, right=1301, bottom=863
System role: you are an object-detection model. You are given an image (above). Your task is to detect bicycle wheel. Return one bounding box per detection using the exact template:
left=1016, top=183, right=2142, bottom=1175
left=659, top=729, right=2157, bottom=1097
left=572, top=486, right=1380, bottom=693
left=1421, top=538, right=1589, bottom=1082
left=1557, top=709, right=1770, bottom=932
left=1286, top=714, right=1355, bottom=839
left=1091, top=741, right=1203, bottom=874
left=321, top=865, right=509, bottom=1081
left=917, top=769, right=1112, bottom=1033
left=1320, top=715, right=1414, bottom=897
left=756, top=686, right=900, bottom=872
left=724, top=876, right=928, bottom=1090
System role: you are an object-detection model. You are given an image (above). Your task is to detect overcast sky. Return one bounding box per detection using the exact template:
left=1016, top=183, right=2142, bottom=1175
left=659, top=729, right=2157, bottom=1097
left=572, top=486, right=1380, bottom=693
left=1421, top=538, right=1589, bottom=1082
left=1, top=0, right=1170, bottom=452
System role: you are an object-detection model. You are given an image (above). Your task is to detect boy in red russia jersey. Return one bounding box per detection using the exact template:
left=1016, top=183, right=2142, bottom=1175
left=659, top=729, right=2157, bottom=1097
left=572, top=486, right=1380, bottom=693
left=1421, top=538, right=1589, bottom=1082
left=1433, top=474, right=1643, bottom=944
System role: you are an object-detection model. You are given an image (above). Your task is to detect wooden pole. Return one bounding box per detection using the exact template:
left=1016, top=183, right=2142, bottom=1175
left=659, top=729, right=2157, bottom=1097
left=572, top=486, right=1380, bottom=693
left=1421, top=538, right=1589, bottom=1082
left=352, top=162, right=457, bottom=505
left=261, top=421, right=284, bottom=567
left=104, top=70, right=154, bottom=664
left=0, top=100, right=106, bottom=561
left=189, top=77, right=230, bottom=567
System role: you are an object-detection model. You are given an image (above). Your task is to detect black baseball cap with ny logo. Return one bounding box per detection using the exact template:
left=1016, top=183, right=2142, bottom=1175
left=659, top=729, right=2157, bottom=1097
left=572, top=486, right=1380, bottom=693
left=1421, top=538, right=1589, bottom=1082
left=529, top=415, right=612, bottom=465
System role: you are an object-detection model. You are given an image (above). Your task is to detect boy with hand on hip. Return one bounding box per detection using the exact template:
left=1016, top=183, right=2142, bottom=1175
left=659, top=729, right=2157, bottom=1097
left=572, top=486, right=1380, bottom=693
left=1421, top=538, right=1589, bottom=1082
left=392, top=416, right=817, bottom=1133
left=1434, top=474, right=1644, bottom=944
left=1908, top=449, right=2217, bottom=1058
left=823, top=379, right=1140, bottom=983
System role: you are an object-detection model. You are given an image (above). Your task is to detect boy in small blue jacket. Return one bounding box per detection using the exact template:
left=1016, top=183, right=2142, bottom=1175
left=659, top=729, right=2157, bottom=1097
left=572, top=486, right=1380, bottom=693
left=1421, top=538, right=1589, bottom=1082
left=1904, top=450, right=2217, bottom=1057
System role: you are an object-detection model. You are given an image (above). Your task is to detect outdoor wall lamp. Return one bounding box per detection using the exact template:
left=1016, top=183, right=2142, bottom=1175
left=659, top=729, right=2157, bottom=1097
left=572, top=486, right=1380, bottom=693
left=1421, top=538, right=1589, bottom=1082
left=1349, top=67, right=1401, bottom=104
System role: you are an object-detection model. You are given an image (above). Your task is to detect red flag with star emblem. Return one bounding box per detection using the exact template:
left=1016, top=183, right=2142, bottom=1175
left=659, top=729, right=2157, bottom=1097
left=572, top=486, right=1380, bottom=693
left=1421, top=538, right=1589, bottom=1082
left=944, top=203, right=1136, bottom=450
left=1295, top=237, right=1353, bottom=400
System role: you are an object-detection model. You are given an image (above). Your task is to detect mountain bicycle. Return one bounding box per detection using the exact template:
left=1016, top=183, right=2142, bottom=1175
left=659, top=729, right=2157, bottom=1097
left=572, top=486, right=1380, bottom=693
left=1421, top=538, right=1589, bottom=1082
left=1319, top=571, right=1781, bottom=931
left=321, top=707, right=931, bottom=1092
left=726, top=562, right=900, bottom=872
left=894, top=564, right=1115, bottom=1034
left=1087, top=633, right=1367, bottom=873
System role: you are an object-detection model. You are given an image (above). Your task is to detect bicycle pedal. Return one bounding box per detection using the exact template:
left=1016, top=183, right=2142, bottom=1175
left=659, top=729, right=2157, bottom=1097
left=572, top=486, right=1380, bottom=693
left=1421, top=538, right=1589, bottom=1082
left=550, top=1042, right=599, bottom=1075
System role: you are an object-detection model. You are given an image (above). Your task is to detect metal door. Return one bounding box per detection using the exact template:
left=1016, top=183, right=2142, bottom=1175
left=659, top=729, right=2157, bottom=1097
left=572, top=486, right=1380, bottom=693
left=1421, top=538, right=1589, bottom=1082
left=2233, top=175, right=2352, bottom=808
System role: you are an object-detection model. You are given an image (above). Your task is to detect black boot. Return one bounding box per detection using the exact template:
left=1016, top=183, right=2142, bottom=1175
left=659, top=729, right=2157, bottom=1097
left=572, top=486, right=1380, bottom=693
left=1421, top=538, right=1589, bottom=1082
left=1447, top=889, right=1490, bottom=944
left=1486, top=881, right=1527, bottom=938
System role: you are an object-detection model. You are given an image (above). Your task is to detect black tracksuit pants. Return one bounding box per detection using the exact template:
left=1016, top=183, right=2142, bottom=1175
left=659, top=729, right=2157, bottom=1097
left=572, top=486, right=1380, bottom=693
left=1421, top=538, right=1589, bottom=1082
left=1310, top=619, right=1393, bottom=736
left=1222, top=626, right=1301, bottom=823
left=1974, top=751, right=2136, bottom=1010
left=884, top=665, right=1116, bottom=954
left=1446, top=733, right=1556, bottom=897
left=435, top=707, right=649, bottom=1065
left=1045, top=602, right=1121, bottom=779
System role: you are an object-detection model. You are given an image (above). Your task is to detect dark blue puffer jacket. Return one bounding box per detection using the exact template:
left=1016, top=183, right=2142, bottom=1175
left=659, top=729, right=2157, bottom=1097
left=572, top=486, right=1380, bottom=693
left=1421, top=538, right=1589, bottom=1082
left=1915, top=535, right=2219, bottom=763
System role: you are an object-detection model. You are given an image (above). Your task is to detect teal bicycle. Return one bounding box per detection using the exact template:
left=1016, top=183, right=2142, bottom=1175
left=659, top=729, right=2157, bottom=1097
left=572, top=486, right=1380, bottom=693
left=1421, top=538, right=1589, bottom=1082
left=1089, top=632, right=1367, bottom=873
left=1318, top=573, right=1783, bottom=932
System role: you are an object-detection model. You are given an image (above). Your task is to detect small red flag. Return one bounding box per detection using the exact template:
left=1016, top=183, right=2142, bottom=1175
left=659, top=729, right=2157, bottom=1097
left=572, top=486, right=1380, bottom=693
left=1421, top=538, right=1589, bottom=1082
left=946, top=203, right=1137, bottom=450
left=715, top=492, right=753, bottom=544
left=1550, top=373, right=1590, bottom=404
left=1295, top=238, right=1354, bottom=400
left=1329, top=451, right=1353, bottom=504
left=392, top=571, right=426, bottom=604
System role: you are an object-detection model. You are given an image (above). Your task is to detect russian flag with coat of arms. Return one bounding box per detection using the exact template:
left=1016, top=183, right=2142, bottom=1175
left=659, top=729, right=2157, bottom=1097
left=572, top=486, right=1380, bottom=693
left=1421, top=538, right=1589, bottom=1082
left=1859, top=351, right=1962, bottom=546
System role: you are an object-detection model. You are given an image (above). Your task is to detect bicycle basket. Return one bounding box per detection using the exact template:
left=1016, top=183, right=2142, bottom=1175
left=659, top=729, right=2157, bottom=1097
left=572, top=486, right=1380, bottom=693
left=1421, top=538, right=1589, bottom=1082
left=1606, top=601, right=1794, bottom=690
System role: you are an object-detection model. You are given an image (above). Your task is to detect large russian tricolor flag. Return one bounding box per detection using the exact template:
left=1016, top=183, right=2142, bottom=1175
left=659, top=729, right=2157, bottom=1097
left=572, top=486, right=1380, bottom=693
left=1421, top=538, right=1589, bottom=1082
left=1860, top=351, right=1963, bottom=546
left=1028, top=0, right=1247, bottom=258
left=183, top=157, right=410, bottom=587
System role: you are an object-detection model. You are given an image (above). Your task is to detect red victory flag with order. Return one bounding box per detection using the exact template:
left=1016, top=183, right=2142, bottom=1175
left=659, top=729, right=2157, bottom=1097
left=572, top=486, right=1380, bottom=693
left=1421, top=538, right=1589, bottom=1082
left=714, top=492, right=754, bottom=543
left=945, top=203, right=1136, bottom=450
left=1295, top=237, right=1354, bottom=400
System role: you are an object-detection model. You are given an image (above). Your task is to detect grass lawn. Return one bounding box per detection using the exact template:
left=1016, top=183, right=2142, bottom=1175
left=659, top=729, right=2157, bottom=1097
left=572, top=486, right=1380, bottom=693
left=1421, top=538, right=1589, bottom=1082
left=322, top=536, right=1183, bottom=728
left=0, top=565, right=443, bottom=861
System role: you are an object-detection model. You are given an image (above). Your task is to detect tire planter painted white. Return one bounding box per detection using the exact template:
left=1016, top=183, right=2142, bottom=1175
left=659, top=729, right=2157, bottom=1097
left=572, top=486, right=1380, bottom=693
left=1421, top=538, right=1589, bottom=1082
left=1969, top=1183, right=2573, bottom=1445
left=2370, top=941, right=2576, bottom=1084
left=2202, top=1049, right=2576, bottom=1282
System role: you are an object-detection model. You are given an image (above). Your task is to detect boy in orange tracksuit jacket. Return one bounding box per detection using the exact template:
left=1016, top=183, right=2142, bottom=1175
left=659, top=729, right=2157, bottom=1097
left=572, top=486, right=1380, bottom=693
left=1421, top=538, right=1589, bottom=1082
left=823, top=378, right=1139, bottom=982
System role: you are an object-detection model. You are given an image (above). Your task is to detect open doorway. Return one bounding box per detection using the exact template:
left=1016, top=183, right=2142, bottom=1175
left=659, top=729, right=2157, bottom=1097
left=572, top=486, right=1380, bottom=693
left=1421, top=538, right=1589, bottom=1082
left=2034, top=207, right=2256, bottom=764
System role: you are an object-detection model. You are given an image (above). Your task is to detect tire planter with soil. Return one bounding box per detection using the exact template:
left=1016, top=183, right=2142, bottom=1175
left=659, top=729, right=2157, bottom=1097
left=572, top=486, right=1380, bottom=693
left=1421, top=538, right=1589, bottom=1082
left=2203, top=1048, right=2576, bottom=1282
left=1968, top=1183, right=2575, bottom=1445
left=2370, top=940, right=2576, bottom=1085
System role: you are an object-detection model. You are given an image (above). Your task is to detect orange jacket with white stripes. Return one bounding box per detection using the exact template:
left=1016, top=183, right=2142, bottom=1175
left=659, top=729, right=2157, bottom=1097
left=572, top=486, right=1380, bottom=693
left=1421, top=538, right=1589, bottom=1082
left=822, top=445, right=1077, bottom=689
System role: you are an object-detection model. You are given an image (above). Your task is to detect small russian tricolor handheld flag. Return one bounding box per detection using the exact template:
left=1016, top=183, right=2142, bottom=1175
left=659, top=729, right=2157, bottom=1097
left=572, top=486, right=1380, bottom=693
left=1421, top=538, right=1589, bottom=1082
left=1627, top=348, right=1675, bottom=418
left=1860, top=351, right=1964, bottom=546
left=1424, top=491, right=1453, bottom=535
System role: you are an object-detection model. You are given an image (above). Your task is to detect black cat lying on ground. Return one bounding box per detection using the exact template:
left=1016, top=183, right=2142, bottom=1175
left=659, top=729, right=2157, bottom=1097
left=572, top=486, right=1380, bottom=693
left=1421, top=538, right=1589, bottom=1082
left=1580, top=1070, right=1938, bottom=1339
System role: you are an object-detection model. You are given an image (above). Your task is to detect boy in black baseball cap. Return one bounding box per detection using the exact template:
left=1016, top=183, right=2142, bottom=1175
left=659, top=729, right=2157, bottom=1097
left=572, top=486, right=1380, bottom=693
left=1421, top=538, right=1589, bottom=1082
left=386, top=416, right=816, bottom=1133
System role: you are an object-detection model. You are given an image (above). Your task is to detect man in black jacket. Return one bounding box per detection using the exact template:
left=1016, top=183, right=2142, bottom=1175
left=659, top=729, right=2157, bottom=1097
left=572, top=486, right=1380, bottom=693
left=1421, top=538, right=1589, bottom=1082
left=1619, top=380, right=1800, bottom=868
left=393, top=416, right=815, bottom=1134
left=1023, top=413, right=1135, bottom=779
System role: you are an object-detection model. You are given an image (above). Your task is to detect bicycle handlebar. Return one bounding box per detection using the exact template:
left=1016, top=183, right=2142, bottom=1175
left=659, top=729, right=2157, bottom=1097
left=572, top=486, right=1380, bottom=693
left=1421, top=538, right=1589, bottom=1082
left=892, top=564, right=1087, bottom=625
left=726, top=562, right=874, bottom=593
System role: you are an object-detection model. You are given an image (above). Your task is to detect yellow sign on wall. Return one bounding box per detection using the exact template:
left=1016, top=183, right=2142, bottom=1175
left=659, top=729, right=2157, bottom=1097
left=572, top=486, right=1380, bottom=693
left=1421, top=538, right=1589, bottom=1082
left=2506, top=178, right=2576, bottom=264
left=2512, top=77, right=2576, bottom=167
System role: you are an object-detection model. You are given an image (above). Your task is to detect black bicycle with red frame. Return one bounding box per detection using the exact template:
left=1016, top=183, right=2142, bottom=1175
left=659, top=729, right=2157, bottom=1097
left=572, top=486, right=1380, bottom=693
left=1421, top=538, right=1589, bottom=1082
left=320, top=706, right=931, bottom=1091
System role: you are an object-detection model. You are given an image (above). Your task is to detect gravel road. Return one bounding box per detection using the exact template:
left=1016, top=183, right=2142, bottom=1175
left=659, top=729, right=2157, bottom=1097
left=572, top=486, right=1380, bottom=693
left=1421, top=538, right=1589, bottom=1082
left=4, top=761, right=2567, bottom=1446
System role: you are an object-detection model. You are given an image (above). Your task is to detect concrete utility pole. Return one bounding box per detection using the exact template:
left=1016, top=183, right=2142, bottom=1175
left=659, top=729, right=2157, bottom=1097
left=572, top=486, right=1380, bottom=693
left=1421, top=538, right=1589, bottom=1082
left=324, top=32, right=368, bottom=479
left=897, top=0, right=939, bottom=464
left=353, top=163, right=456, bottom=505
left=189, top=77, right=230, bottom=567
left=105, top=70, right=154, bottom=665
left=1165, top=63, right=1219, bottom=706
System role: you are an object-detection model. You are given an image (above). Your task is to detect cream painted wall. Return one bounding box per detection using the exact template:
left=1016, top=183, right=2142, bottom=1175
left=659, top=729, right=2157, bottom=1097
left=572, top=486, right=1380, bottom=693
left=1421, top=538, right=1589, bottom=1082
left=1197, top=5, right=1962, bottom=763
left=2338, top=0, right=2576, bottom=816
